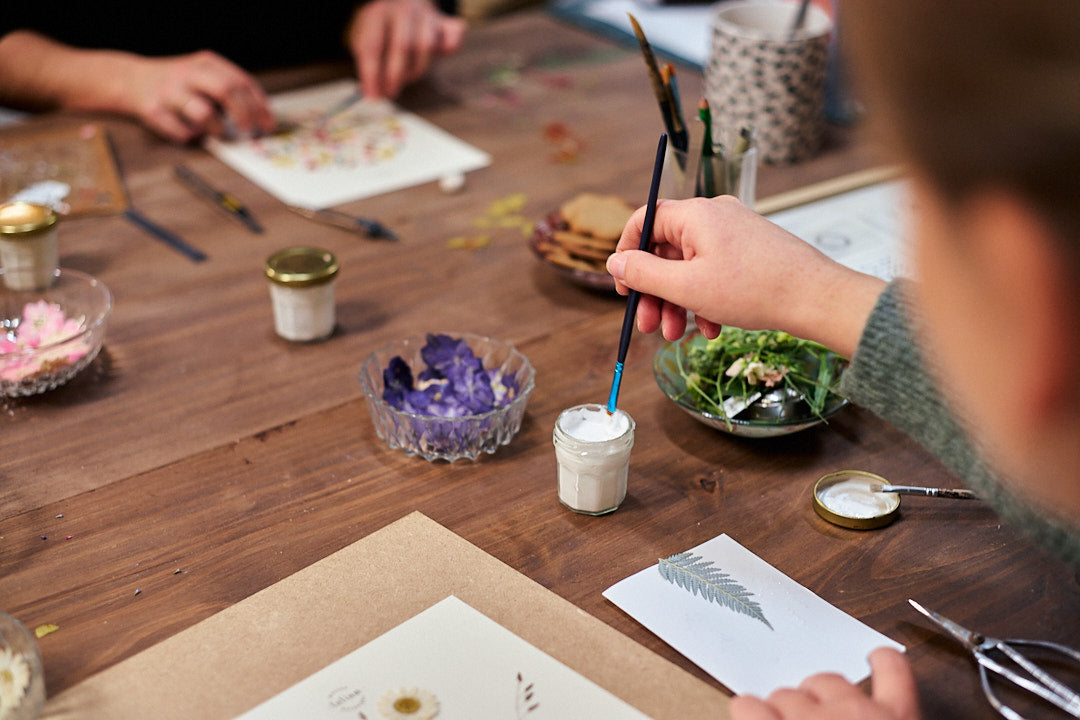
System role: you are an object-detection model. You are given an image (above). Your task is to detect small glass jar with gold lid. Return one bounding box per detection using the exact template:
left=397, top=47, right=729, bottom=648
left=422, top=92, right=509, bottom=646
left=264, top=246, right=340, bottom=342
left=0, top=202, right=59, bottom=290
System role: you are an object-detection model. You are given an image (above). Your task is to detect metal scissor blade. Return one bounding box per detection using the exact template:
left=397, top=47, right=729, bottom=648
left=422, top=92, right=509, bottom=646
left=909, top=599, right=982, bottom=648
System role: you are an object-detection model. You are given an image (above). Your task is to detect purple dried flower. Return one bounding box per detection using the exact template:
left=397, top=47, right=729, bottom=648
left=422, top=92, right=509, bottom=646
left=382, top=356, right=415, bottom=407
left=448, top=365, right=496, bottom=414
left=421, top=333, right=482, bottom=376
left=382, top=335, right=517, bottom=418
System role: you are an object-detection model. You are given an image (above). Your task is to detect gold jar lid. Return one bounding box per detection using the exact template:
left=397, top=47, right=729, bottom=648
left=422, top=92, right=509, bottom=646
left=265, top=247, right=339, bottom=287
left=812, top=470, right=901, bottom=530
left=0, top=202, right=58, bottom=238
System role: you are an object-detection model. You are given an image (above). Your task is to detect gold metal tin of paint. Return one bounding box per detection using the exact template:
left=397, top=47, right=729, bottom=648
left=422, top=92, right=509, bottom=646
left=812, top=470, right=901, bottom=530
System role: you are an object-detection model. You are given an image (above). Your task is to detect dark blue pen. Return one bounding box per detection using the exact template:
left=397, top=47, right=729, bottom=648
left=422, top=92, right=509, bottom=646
left=124, top=208, right=207, bottom=262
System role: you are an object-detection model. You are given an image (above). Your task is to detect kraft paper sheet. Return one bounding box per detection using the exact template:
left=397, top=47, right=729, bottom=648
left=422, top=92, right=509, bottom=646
left=42, top=512, right=730, bottom=719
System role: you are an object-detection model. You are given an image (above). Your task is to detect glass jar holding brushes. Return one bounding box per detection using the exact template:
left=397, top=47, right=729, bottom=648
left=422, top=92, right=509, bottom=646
left=628, top=13, right=758, bottom=205
left=661, top=111, right=758, bottom=205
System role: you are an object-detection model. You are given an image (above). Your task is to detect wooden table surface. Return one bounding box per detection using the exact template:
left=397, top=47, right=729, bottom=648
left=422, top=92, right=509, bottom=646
left=2, top=9, right=1077, bottom=718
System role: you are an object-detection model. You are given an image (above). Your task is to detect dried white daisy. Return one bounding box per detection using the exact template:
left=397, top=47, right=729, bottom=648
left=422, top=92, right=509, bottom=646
left=377, top=687, right=439, bottom=720
left=0, top=645, right=31, bottom=715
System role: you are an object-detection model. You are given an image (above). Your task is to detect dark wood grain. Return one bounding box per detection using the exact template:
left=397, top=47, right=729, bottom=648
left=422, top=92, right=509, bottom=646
left=2, top=9, right=1076, bottom=718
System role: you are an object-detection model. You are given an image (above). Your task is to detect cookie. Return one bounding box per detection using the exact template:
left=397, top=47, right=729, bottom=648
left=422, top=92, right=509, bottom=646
left=559, top=193, right=635, bottom=241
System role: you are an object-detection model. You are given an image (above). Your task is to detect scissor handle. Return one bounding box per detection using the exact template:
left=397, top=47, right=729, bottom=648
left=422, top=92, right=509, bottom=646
left=976, top=637, right=1080, bottom=719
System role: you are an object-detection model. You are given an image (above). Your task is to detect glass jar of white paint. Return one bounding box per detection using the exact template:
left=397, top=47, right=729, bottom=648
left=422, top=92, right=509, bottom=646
left=0, top=202, right=59, bottom=291
left=553, top=403, right=635, bottom=515
left=264, top=246, right=339, bottom=342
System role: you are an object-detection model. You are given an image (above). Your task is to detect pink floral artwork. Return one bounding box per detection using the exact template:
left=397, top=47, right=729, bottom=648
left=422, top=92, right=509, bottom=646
left=249, top=112, right=408, bottom=172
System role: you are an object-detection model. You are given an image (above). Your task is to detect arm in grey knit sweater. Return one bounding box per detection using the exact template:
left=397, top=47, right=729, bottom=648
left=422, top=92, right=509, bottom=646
left=840, top=280, right=1080, bottom=567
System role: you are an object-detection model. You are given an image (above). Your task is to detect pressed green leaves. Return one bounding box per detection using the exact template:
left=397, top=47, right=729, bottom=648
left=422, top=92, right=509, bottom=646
left=658, top=551, right=773, bottom=630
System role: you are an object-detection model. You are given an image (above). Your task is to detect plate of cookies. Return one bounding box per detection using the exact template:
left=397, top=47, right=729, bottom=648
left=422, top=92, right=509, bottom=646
left=529, top=192, right=636, bottom=292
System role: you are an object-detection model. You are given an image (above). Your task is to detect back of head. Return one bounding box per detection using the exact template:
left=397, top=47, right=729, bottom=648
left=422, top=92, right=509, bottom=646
left=842, top=0, right=1080, bottom=256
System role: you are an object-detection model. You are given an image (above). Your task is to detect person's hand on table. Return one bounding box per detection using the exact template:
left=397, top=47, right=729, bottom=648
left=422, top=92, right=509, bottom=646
left=605, top=195, right=887, bottom=359
left=348, top=0, right=466, bottom=99
left=121, top=50, right=276, bottom=143
left=731, top=648, right=921, bottom=720
left=0, top=31, right=275, bottom=144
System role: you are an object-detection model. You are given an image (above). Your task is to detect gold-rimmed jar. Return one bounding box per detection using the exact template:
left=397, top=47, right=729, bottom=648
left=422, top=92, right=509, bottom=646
left=0, top=202, right=59, bottom=291
left=264, top=246, right=340, bottom=342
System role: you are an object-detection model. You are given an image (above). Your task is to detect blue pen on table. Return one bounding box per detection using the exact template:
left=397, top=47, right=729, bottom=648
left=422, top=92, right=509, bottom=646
left=123, top=207, right=207, bottom=262
left=174, top=165, right=263, bottom=233
left=606, top=132, right=667, bottom=415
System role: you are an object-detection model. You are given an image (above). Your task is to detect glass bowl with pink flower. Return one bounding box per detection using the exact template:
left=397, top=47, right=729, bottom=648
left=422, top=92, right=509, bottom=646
left=0, top=268, right=111, bottom=396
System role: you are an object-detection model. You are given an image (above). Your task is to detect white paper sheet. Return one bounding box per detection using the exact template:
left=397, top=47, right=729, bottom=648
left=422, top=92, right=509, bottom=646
left=767, top=180, right=911, bottom=282
left=549, top=0, right=715, bottom=68
left=235, top=596, right=653, bottom=719
left=207, top=80, right=491, bottom=209
left=604, top=534, right=904, bottom=696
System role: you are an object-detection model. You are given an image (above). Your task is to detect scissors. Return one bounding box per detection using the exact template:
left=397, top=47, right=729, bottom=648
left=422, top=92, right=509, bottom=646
left=909, top=599, right=1080, bottom=719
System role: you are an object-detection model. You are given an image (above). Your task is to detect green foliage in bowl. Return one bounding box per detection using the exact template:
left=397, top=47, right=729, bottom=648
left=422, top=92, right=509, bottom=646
left=653, top=328, right=848, bottom=438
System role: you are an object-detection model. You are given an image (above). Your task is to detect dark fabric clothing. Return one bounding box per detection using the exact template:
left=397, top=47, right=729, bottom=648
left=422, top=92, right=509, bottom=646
left=1, top=2, right=361, bottom=71
left=839, top=279, right=1080, bottom=567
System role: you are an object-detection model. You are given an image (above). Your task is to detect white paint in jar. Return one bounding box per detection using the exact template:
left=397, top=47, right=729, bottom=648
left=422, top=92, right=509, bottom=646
left=264, top=246, right=339, bottom=342
left=553, top=403, right=635, bottom=515
left=0, top=202, right=59, bottom=291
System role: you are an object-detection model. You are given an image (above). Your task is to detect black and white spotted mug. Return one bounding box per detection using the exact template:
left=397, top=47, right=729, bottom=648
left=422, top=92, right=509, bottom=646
left=705, top=0, right=832, bottom=165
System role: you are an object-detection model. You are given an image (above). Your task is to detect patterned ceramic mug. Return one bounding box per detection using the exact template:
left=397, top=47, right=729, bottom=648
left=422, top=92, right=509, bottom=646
left=705, top=0, right=832, bottom=165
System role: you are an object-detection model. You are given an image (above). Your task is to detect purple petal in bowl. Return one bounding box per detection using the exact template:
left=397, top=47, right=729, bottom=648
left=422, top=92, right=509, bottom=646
left=359, top=333, right=535, bottom=461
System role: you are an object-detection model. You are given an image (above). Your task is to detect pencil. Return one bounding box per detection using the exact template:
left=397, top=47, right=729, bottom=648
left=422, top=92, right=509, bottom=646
left=606, top=132, right=668, bottom=414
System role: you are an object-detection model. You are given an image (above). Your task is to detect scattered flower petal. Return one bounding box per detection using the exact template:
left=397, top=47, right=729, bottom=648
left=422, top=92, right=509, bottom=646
left=33, top=624, right=58, bottom=639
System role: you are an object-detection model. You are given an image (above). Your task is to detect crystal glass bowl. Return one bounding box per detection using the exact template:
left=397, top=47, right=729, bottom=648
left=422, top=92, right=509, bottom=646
left=0, top=612, right=46, bottom=720
left=653, top=331, right=847, bottom=438
left=359, top=333, right=535, bottom=461
left=0, top=268, right=111, bottom=397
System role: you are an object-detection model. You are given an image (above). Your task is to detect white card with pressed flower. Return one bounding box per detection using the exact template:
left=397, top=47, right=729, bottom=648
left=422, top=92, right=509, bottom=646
left=234, top=595, right=651, bottom=719
left=603, top=534, right=904, bottom=697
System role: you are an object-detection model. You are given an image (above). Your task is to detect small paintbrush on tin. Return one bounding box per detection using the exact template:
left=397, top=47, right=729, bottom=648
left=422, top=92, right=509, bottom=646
left=870, top=483, right=978, bottom=500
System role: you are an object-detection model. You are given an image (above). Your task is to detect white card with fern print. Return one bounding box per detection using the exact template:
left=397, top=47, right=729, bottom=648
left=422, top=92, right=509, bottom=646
left=603, top=534, right=904, bottom=696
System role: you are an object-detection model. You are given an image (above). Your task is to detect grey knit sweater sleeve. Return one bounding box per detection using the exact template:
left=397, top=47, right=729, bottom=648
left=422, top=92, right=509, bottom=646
left=839, top=280, right=1080, bottom=567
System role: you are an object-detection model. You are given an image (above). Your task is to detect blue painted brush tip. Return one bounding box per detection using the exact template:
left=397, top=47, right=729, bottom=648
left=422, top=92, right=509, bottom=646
left=607, top=364, right=624, bottom=414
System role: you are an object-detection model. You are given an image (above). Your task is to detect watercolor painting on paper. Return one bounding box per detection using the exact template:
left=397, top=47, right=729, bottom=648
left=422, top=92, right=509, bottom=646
left=234, top=596, right=651, bottom=719
left=207, top=80, right=490, bottom=209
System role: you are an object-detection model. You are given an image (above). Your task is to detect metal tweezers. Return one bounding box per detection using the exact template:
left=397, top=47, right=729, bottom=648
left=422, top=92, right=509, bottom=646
left=910, top=599, right=1080, bottom=719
